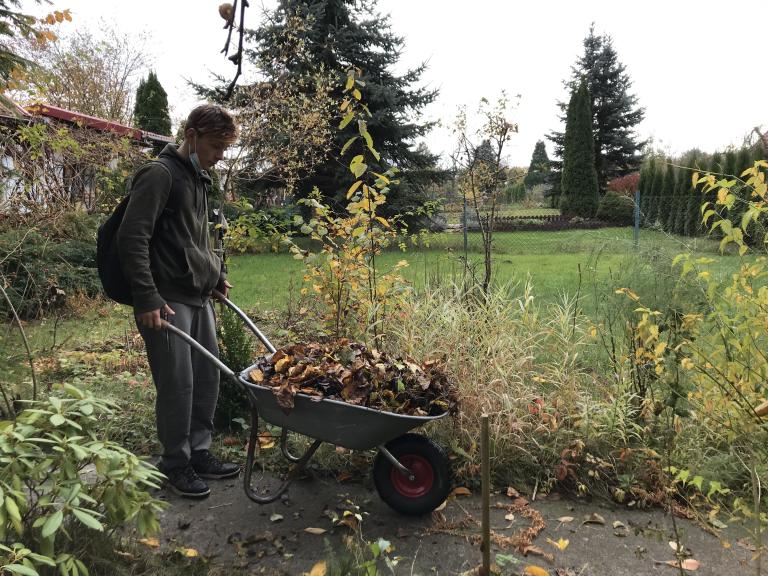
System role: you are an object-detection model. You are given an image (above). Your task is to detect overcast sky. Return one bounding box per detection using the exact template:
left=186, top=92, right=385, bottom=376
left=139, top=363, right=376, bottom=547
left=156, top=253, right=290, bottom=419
left=26, top=0, right=768, bottom=168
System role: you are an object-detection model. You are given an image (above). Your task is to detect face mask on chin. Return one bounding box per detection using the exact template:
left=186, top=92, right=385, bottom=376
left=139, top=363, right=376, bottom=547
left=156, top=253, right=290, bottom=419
left=189, top=132, right=203, bottom=174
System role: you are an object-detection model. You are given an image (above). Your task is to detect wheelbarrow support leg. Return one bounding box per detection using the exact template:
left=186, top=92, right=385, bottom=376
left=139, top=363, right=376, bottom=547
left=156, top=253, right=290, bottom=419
left=280, top=428, right=301, bottom=463
left=377, top=445, right=415, bottom=482
left=244, top=406, right=323, bottom=504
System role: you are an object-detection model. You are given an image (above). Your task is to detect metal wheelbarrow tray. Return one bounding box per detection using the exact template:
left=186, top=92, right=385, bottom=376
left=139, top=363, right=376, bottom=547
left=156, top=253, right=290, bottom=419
left=164, top=295, right=452, bottom=515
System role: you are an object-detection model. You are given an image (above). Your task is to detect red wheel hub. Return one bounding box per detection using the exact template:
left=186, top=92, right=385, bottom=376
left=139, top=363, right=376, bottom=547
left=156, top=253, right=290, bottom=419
left=391, top=454, right=434, bottom=498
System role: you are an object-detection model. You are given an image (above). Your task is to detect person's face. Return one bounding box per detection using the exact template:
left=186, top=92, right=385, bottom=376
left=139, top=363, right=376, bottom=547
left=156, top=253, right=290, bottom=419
left=191, top=130, right=232, bottom=170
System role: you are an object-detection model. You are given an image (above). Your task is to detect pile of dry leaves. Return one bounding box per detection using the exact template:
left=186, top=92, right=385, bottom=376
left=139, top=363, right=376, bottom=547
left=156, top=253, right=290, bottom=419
left=247, top=339, right=458, bottom=416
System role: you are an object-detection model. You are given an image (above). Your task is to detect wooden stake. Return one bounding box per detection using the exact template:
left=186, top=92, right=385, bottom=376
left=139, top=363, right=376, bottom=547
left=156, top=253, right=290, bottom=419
left=481, top=413, right=490, bottom=574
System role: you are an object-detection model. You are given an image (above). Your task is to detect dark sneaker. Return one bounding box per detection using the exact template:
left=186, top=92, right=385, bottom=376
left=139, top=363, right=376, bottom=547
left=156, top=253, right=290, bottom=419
left=160, top=464, right=210, bottom=498
left=190, top=450, right=240, bottom=480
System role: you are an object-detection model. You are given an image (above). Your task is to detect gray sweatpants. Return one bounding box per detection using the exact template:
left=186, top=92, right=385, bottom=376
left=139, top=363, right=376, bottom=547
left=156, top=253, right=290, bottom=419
left=137, top=301, right=219, bottom=470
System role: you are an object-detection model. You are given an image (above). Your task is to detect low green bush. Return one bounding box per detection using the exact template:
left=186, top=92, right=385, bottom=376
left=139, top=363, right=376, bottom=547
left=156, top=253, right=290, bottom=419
left=596, top=191, right=636, bottom=225
left=0, top=383, right=165, bottom=575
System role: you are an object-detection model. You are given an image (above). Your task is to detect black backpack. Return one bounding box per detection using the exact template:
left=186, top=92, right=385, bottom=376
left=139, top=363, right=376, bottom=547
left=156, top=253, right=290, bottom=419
left=96, top=160, right=173, bottom=306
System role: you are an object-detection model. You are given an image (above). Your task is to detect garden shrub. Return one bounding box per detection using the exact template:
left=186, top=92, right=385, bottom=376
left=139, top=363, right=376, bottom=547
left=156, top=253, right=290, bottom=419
left=0, top=383, right=165, bottom=575
left=0, top=210, right=102, bottom=319
left=215, top=305, right=255, bottom=429
left=596, top=191, right=636, bottom=225
left=0, top=226, right=100, bottom=319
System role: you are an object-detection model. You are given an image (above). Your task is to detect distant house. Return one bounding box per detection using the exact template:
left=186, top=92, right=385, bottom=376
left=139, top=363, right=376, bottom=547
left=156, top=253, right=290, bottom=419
left=0, top=100, right=174, bottom=211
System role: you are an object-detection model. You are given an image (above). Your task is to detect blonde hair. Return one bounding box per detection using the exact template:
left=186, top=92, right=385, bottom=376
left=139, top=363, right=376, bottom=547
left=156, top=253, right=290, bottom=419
left=185, top=104, right=238, bottom=142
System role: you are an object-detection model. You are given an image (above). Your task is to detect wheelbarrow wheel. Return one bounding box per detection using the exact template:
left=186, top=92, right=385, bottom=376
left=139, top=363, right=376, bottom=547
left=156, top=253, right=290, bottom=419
left=373, top=433, right=451, bottom=515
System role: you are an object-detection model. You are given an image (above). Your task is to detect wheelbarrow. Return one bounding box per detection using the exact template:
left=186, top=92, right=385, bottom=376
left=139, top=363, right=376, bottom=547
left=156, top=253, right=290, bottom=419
left=162, top=295, right=452, bottom=516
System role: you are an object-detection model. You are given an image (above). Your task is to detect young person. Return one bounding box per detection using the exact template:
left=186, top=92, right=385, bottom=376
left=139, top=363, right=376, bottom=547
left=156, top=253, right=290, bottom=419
left=118, top=104, right=239, bottom=498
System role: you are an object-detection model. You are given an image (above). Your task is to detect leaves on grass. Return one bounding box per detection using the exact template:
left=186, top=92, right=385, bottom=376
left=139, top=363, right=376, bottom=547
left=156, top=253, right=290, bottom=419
left=248, top=339, right=457, bottom=415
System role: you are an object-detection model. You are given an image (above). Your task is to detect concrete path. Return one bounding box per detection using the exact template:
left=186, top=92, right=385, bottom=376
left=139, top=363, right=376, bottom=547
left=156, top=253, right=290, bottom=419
left=152, top=471, right=758, bottom=575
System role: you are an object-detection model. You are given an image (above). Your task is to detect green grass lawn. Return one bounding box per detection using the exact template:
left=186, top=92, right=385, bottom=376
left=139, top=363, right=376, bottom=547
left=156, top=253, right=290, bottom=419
left=227, top=227, right=738, bottom=311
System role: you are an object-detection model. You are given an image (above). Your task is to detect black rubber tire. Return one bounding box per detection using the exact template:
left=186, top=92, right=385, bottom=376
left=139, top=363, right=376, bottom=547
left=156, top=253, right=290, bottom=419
left=373, top=433, right=451, bottom=516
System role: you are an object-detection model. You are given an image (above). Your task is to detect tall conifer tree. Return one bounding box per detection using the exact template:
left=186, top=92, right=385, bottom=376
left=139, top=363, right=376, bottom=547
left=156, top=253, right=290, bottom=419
left=133, top=71, right=172, bottom=136
left=202, top=0, right=442, bottom=216
left=560, top=81, right=599, bottom=217
left=548, top=24, right=645, bottom=194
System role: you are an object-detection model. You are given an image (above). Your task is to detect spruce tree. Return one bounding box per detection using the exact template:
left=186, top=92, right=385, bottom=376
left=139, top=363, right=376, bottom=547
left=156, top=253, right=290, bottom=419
left=548, top=24, right=645, bottom=193
left=524, top=140, right=550, bottom=188
left=133, top=71, right=172, bottom=136
left=560, top=81, right=599, bottom=217
left=202, top=0, right=442, bottom=216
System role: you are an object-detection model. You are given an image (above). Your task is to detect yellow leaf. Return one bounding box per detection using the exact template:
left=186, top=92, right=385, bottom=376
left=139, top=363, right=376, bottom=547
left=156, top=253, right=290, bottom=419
left=181, top=547, right=198, bottom=558
left=523, top=566, right=549, bottom=576
left=345, top=75, right=354, bottom=91
left=138, top=537, right=160, bottom=548
left=546, top=537, right=569, bottom=551
left=681, top=358, right=694, bottom=370
left=309, top=560, right=327, bottom=576
left=352, top=88, right=362, bottom=100
left=346, top=180, right=363, bottom=200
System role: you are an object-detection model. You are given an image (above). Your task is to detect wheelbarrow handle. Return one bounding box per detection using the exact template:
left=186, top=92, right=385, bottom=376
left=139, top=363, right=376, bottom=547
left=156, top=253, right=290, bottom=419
left=161, top=320, right=238, bottom=382
left=213, top=290, right=277, bottom=354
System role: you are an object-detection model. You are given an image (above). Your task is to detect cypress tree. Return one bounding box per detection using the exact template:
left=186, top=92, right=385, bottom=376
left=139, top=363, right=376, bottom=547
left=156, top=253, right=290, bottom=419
left=660, top=163, right=676, bottom=232
left=133, top=71, right=172, bottom=136
left=673, top=167, right=689, bottom=235
left=560, top=81, right=599, bottom=217
left=639, top=161, right=651, bottom=226
left=647, top=161, right=664, bottom=227
left=524, top=140, right=551, bottom=188
left=662, top=164, right=677, bottom=234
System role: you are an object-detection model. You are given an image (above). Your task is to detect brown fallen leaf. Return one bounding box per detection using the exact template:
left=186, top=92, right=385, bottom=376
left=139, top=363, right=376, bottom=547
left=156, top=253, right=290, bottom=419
left=507, top=486, right=521, bottom=498
left=522, top=545, right=554, bottom=563
left=557, top=516, right=574, bottom=523
left=582, top=512, right=605, bottom=526
left=138, top=537, right=160, bottom=548
left=304, top=527, right=327, bottom=535
left=249, top=369, right=264, bottom=383
left=222, top=436, right=241, bottom=446
left=450, top=486, right=472, bottom=497
left=661, top=558, right=700, bottom=571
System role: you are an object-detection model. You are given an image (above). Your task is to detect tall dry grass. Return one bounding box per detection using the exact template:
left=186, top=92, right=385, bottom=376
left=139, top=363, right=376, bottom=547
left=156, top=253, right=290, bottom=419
left=385, top=279, right=615, bottom=490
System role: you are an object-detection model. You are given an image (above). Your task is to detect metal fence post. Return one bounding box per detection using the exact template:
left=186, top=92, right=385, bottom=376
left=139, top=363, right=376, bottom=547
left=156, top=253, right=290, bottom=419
left=634, top=188, right=640, bottom=249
